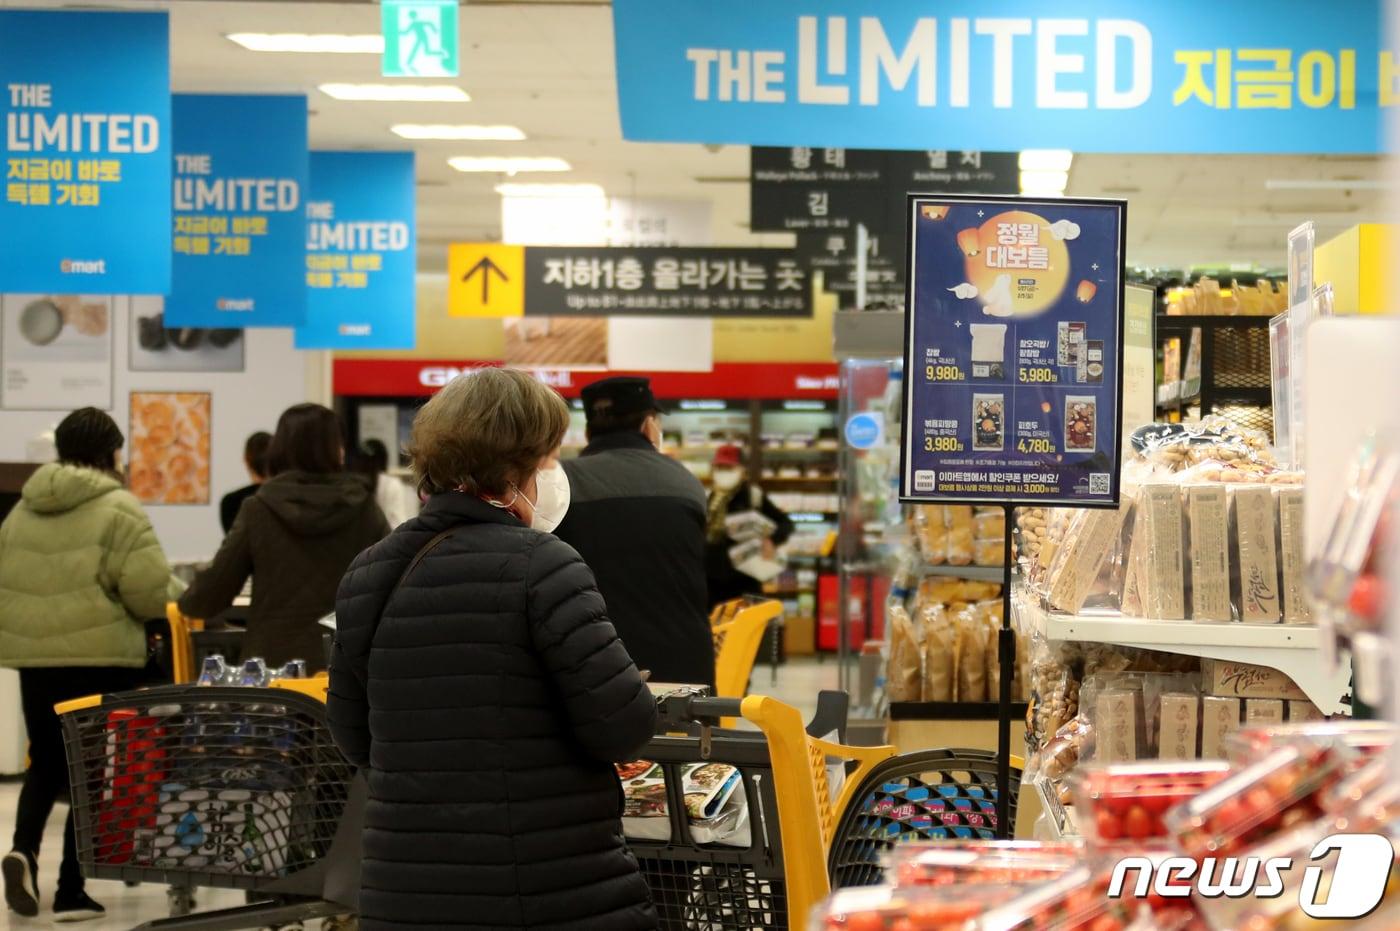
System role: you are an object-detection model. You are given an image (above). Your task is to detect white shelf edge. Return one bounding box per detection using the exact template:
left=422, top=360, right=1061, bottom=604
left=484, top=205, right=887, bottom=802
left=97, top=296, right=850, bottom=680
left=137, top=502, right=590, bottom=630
left=1018, top=595, right=1353, bottom=717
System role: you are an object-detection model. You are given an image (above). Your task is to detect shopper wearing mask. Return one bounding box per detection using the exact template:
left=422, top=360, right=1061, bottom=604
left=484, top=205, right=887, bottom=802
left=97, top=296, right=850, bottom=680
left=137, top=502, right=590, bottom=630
left=553, top=376, right=713, bottom=687
left=218, top=430, right=271, bottom=534
left=328, top=368, right=657, bottom=930
left=704, top=444, right=794, bottom=608
left=179, top=403, right=388, bottom=670
left=0, top=408, right=175, bottom=922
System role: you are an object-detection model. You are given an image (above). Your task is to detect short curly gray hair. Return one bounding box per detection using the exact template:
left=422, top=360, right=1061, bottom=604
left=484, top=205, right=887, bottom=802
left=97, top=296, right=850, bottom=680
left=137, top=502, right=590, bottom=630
left=407, top=368, right=569, bottom=498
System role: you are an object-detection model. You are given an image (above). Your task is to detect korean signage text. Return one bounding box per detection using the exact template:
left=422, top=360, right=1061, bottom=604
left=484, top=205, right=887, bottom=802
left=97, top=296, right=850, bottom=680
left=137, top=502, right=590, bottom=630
left=448, top=244, right=812, bottom=318
left=901, top=195, right=1126, bottom=506
left=612, top=1, right=1387, bottom=153
left=166, top=95, right=308, bottom=327
left=0, top=10, right=171, bottom=292
left=295, top=151, right=415, bottom=349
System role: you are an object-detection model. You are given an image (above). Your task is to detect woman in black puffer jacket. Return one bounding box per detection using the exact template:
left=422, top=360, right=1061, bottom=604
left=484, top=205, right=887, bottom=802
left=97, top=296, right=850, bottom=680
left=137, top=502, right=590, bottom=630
left=328, top=368, right=658, bottom=930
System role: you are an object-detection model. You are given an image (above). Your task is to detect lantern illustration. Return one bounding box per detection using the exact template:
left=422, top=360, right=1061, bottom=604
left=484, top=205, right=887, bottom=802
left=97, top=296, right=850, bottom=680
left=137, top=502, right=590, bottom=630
left=921, top=205, right=949, bottom=221
left=956, top=228, right=981, bottom=257
left=1076, top=280, right=1098, bottom=303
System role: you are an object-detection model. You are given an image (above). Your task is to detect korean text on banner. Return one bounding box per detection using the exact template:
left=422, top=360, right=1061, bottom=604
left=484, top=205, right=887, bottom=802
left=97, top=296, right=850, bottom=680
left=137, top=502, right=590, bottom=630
left=900, top=195, right=1126, bottom=507
left=296, top=151, right=416, bottom=350
left=0, top=10, right=171, bottom=293
left=166, top=95, right=308, bottom=328
left=611, top=0, right=1387, bottom=153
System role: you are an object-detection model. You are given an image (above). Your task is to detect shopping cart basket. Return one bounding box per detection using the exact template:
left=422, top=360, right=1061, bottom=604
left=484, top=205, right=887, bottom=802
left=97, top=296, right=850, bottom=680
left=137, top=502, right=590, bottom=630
left=826, top=748, right=1026, bottom=889
left=56, top=681, right=362, bottom=930
left=629, top=689, right=897, bottom=930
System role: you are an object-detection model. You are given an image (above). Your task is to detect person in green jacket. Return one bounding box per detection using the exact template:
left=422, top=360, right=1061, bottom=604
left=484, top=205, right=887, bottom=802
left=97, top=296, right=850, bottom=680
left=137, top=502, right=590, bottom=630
left=0, top=408, right=173, bottom=923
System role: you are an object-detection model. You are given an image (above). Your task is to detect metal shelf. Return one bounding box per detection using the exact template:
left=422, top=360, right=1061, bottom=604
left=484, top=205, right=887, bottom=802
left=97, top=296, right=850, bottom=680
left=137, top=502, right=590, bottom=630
left=1018, top=596, right=1352, bottom=716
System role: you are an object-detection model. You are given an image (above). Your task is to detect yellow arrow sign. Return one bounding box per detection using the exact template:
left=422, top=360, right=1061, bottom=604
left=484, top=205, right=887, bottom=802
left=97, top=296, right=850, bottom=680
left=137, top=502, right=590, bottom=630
left=448, top=243, right=525, bottom=317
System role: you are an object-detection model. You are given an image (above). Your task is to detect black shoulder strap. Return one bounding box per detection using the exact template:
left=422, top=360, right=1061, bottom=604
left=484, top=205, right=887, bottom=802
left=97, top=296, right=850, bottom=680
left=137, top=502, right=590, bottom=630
left=369, top=526, right=457, bottom=643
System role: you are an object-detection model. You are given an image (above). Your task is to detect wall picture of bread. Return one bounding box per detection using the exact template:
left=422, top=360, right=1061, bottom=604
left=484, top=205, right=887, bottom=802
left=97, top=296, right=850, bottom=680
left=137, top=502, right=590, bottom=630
left=129, top=391, right=212, bottom=505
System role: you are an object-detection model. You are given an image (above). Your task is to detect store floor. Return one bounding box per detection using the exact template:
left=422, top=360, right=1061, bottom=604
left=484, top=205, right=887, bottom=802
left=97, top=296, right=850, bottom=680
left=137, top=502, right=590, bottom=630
left=0, top=658, right=842, bottom=926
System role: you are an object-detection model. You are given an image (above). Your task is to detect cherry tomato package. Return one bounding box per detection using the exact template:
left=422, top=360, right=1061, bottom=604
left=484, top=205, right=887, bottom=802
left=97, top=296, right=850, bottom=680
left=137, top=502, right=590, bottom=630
left=1223, top=720, right=1394, bottom=766
left=1165, top=744, right=1349, bottom=858
left=977, top=867, right=1133, bottom=931
left=1070, top=761, right=1232, bottom=848
left=888, top=841, right=1081, bottom=889
left=815, top=883, right=1019, bottom=931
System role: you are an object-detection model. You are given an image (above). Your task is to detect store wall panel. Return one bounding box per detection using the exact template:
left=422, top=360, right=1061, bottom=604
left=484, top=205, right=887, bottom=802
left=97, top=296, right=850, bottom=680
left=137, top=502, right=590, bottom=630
left=0, top=297, right=307, bottom=561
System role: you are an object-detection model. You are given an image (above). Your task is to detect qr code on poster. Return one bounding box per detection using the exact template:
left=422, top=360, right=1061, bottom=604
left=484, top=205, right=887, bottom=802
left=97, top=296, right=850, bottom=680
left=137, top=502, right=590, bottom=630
left=1089, top=473, right=1110, bottom=494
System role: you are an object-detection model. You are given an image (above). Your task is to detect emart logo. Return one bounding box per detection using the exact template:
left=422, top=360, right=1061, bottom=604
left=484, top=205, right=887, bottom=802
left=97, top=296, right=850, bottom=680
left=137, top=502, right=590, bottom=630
left=60, top=258, right=106, bottom=275
left=217, top=298, right=255, bottom=312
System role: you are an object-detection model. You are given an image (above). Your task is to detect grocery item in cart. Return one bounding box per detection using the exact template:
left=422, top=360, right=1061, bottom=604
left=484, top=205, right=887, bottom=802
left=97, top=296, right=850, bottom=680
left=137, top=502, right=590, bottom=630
left=1166, top=743, right=1350, bottom=858
left=1071, top=761, right=1231, bottom=847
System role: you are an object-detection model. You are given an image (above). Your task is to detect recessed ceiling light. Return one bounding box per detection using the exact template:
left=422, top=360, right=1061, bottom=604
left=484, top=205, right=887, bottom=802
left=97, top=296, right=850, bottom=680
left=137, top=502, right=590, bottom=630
left=495, top=183, right=605, bottom=198
left=228, top=33, right=383, bottom=54
left=318, top=83, right=470, bottom=102
left=1019, top=169, right=1068, bottom=196
left=450, top=156, right=570, bottom=174
left=393, top=124, right=526, bottom=141
left=1018, top=149, right=1074, bottom=172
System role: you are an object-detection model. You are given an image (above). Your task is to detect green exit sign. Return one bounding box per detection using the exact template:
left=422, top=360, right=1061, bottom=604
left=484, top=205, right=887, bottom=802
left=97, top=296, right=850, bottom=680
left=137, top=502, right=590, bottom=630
left=382, top=0, right=459, bottom=78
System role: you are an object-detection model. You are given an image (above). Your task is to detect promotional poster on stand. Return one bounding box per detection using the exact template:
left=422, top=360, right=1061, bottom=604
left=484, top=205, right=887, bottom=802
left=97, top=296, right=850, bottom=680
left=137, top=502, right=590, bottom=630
left=900, top=194, right=1126, bottom=507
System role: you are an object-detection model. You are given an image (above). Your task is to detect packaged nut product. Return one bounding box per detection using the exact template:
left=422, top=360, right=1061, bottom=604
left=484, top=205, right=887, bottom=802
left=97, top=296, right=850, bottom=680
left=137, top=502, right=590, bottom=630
left=1045, top=507, right=1129, bottom=613
left=1244, top=698, right=1285, bottom=726
left=1275, top=487, right=1310, bottom=623
left=887, top=604, right=922, bottom=702
left=1136, top=483, right=1185, bottom=619
left=1199, top=695, right=1241, bottom=758
left=1014, top=507, right=1048, bottom=570
left=955, top=605, right=990, bottom=702
left=1186, top=484, right=1231, bottom=621
left=914, top=505, right=948, bottom=566
left=1231, top=485, right=1281, bottom=623
left=1093, top=688, right=1141, bottom=763
left=920, top=603, right=956, bottom=702
left=974, top=507, right=1006, bottom=567
left=1157, top=692, right=1200, bottom=760
left=946, top=505, right=975, bottom=566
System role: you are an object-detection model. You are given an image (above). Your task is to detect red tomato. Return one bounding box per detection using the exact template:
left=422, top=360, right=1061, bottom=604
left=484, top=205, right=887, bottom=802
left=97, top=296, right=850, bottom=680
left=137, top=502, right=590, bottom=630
left=841, top=911, right=886, bottom=931
left=1095, top=807, right=1123, bottom=841
left=890, top=919, right=916, bottom=931
left=1209, top=798, right=1249, bottom=836
left=1349, top=574, right=1385, bottom=620
left=907, top=900, right=981, bottom=929
left=1123, top=804, right=1155, bottom=840
left=1088, top=915, right=1123, bottom=931
left=1102, top=793, right=1134, bottom=817
left=1140, top=793, right=1175, bottom=816
left=1265, top=768, right=1299, bottom=799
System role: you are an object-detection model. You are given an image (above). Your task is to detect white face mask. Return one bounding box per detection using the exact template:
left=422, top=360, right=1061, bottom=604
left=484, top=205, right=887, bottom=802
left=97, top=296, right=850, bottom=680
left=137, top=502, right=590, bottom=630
left=524, top=462, right=571, bottom=533
left=713, top=468, right=742, bottom=491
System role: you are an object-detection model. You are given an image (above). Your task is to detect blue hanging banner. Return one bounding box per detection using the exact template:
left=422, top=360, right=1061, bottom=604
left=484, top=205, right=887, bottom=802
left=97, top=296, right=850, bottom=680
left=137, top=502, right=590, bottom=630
left=295, top=152, right=416, bottom=350
left=612, top=0, right=1388, bottom=153
left=0, top=10, right=171, bottom=293
left=165, top=94, right=308, bottom=328
left=900, top=195, right=1126, bottom=507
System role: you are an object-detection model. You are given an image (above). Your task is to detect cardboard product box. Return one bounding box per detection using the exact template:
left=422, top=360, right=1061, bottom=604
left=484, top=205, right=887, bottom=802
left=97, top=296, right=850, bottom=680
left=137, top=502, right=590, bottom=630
left=1120, top=522, right=1144, bottom=616
left=1047, top=507, right=1129, bottom=614
left=1200, top=696, right=1242, bottom=758
left=1139, top=483, right=1186, bottom=619
left=1276, top=488, right=1311, bottom=624
left=1158, top=692, right=1200, bottom=759
left=1201, top=659, right=1308, bottom=701
left=1187, top=485, right=1232, bottom=621
left=783, top=612, right=816, bottom=656
left=1288, top=699, right=1325, bottom=722
left=1096, top=688, right=1141, bottom=763
left=1245, top=698, right=1286, bottom=726
left=1231, top=486, right=1281, bottom=623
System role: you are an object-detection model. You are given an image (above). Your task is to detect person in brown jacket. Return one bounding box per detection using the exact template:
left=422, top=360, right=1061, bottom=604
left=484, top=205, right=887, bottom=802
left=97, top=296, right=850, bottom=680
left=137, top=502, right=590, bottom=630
left=179, top=404, right=388, bottom=670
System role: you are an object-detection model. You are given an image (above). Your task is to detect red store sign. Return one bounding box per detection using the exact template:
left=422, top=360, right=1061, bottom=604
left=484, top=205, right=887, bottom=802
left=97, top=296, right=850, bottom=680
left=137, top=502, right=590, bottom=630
left=333, top=359, right=840, bottom=399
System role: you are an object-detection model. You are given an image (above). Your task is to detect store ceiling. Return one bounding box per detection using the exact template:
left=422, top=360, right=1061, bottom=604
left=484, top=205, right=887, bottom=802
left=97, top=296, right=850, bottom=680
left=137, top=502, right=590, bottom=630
left=31, top=0, right=1393, bottom=270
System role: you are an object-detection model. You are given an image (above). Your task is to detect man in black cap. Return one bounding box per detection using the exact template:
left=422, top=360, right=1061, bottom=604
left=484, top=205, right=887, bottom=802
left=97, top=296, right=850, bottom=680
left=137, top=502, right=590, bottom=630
left=553, top=376, right=714, bottom=687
